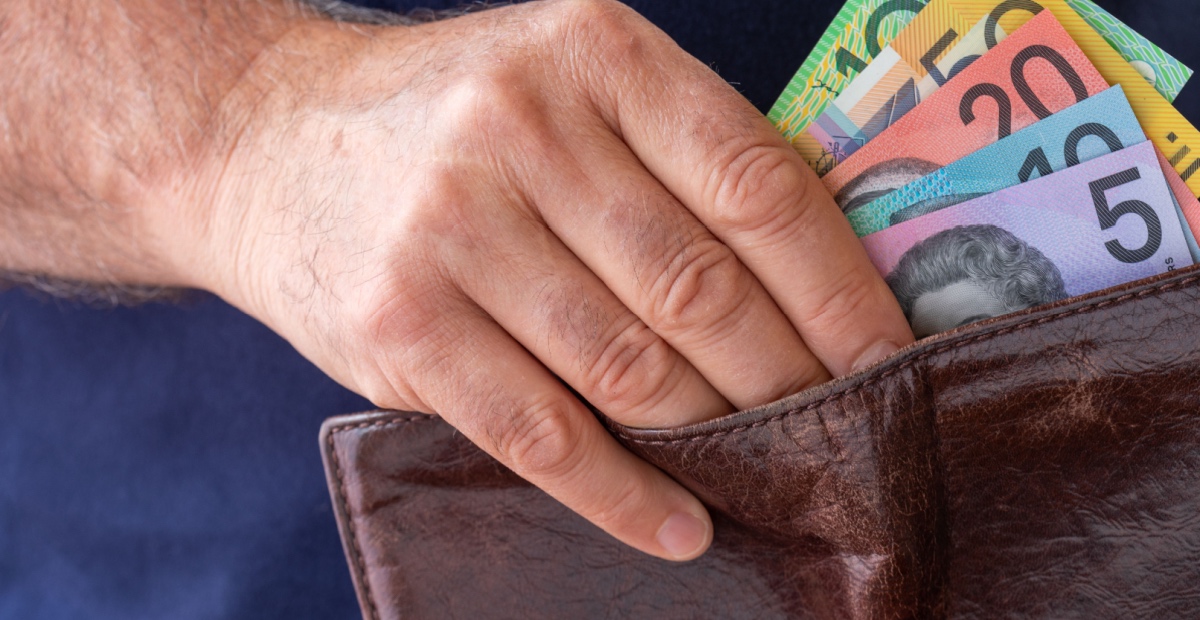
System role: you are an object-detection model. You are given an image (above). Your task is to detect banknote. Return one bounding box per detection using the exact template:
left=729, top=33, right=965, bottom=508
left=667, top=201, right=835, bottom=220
left=944, top=0, right=1200, bottom=201
left=822, top=10, right=1110, bottom=213
left=768, top=0, right=928, bottom=175
left=797, top=0, right=1190, bottom=176
left=845, top=85, right=1200, bottom=259
left=847, top=85, right=1132, bottom=231
left=1065, top=0, right=1192, bottom=102
left=805, top=2, right=995, bottom=171
left=1155, top=146, right=1200, bottom=252
left=861, top=141, right=1193, bottom=338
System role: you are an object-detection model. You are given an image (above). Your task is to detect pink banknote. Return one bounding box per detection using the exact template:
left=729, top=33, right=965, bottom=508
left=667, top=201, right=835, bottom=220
left=860, top=141, right=1193, bottom=338
left=1156, top=145, right=1200, bottom=240
left=823, top=10, right=1110, bottom=215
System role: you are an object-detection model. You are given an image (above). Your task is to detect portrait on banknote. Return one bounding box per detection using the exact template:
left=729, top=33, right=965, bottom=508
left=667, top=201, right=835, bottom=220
left=834, top=157, right=941, bottom=214
left=885, top=224, right=1070, bottom=337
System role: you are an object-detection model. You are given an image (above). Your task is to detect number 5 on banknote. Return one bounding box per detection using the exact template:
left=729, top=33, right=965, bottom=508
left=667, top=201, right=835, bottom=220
left=1091, top=168, right=1162, bottom=264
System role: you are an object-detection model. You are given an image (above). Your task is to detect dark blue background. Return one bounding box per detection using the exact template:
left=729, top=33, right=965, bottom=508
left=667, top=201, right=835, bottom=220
left=2, top=1, right=1196, bottom=617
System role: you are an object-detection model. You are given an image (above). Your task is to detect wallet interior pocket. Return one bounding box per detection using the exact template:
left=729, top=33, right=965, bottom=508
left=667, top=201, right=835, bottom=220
left=323, top=264, right=1200, bottom=619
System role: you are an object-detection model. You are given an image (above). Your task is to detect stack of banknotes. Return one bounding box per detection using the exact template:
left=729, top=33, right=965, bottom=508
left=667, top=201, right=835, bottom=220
left=769, top=0, right=1200, bottom=338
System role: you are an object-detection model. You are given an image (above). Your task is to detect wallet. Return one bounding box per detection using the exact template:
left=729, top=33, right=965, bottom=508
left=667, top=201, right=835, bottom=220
left=321, top=264, right=1200, bottom=619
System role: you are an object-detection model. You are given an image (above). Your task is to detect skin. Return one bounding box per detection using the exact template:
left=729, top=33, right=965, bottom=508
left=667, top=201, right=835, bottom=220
left=0, top=0, right=915, bottom=561
left=910, top=279, right=1013, bottom=338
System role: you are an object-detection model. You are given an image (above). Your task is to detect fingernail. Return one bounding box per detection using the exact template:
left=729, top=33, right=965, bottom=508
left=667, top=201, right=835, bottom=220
left=851, top=340, right=901, bottom=374
left=656, top=510, right=710, bottom=560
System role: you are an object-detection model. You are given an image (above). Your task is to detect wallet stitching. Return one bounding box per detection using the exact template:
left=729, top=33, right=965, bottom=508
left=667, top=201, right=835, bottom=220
left=328, top=414, right=439, bottom=619
left=328, top=430, right=380, bottom=620
left=624, top=274, right=1200, bottom=446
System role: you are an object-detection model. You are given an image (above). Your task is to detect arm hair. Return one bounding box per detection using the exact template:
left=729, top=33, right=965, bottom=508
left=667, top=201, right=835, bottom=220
left=0, top=0, right=497, bottom=305
left=0, top=0, right=315, bottom=303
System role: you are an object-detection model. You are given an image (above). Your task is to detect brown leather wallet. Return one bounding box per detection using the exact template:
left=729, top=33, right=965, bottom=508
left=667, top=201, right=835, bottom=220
left=321, top=265, right=1200, bottom=619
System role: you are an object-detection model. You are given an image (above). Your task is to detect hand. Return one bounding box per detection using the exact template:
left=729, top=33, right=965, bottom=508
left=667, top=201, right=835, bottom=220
left=170, top=0, right=915, bottom=561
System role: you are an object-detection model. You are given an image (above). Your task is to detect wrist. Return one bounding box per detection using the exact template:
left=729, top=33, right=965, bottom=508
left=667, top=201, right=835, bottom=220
left=148, top=13, right=355, bottom=302
left=164, top=16, right=395, bottom=323
left=0, top=0, right=331, bottom=294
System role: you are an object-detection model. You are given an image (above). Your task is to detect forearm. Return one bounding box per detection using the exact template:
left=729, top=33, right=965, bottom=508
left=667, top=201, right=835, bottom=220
left=0, top=0, right=313, bottom=291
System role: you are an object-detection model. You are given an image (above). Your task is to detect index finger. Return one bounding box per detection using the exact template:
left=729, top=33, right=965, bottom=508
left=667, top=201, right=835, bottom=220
left=566, top=1, right=916, bottom=376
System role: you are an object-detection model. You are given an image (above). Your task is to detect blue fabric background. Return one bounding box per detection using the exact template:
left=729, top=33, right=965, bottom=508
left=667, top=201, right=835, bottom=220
left=2, top=1, right=1196, bottom=617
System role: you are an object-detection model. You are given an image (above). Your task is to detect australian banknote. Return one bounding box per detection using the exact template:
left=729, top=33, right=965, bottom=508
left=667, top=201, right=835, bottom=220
left=805, top=7, right=994, bottom=168
left=822, top=11, right=1110, bottom=213
left=799, top=0, right=1193, bottom=177
left=845, top=85, right=1200, bottom=259
left=860, top=141, right=1193, bottom=338
left=767, top=0, right=928, bottom=174
left=943, top=0, right=1200, bottom=200
left=1065, top=0, right=1192, bottom=101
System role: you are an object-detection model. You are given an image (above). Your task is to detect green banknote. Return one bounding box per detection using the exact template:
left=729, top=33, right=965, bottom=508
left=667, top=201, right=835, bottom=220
left=767, top=0, right=928, bottom=170
left=1066, top=0, right=1193, bottom=102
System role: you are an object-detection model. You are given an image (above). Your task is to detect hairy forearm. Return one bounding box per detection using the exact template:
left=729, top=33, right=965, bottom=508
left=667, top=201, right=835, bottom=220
left=0, top=0, right=318, bottom=291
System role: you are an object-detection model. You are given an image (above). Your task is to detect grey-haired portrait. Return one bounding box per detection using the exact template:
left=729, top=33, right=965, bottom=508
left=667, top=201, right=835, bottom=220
left=834, top=157, right=941, bottom=215
left=886, top=224, right=1070, bottom=338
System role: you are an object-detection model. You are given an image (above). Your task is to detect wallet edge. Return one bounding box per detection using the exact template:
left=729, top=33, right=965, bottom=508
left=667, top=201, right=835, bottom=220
left=321, top=411, right=401, bottom=620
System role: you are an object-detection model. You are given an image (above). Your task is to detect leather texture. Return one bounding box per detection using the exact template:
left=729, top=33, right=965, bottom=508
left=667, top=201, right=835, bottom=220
left=322, top=265, right=1200, bottom=619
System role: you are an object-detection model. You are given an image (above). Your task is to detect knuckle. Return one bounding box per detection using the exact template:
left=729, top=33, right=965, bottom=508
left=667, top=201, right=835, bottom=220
left=554, top=0, right=629, bottom=33
left=342, top=270, right=455, bottom=412
left=486, top=396, right=583, bottom=480
left=649, top=238, right=752, bottom=335
left=552, top=0, right=648, bottom=64
left=707, top=143, right=816, bottom=238
left=438, top=70, right=547, bottom=145
left=352, top=258, right=458, bottom=359
left=357, top=271, right=441, bottom=349
left=585, top=321, right=681, bottom=414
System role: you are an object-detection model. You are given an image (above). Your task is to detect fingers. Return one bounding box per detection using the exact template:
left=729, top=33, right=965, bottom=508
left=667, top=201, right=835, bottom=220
left=565, top=1, right=916, bottom=375
left=376, top=289, right=713, bottom=561
left=513, top=125, right=831, bottom=416
left=454, top=202, right=736, bottom=428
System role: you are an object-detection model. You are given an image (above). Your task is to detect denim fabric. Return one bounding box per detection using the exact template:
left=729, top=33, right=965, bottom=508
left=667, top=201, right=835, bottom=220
left=1, top=1, right=1196, bottom=618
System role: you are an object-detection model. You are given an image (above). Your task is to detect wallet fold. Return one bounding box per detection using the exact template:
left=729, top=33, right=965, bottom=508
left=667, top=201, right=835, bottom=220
left=324, top=266, right=1200, bottom=619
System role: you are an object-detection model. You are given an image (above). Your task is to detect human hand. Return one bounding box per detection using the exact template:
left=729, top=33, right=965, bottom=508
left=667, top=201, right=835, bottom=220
left=170, top=0, right=915, bottom=561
